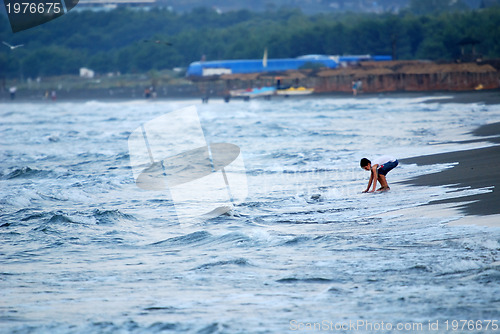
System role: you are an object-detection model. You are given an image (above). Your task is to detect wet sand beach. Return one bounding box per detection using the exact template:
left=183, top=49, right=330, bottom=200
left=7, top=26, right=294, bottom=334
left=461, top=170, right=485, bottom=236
left=400, top=121, right=500, bottom=223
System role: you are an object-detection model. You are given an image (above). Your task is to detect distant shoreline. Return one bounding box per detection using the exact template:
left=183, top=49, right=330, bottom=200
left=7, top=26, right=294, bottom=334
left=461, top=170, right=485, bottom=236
left=1, top=88, right=499, bottom=104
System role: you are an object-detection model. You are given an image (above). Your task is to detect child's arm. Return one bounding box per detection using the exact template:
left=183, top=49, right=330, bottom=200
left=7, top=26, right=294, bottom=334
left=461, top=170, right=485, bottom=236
left=363, top=170, right=374, bottom=193
left=370, top=165, right=379, bottom=192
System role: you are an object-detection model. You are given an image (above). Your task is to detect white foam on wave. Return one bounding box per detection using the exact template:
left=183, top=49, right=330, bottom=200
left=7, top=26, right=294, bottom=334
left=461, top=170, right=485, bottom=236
left=450, top=214, right=500, bottom=228
left=1, top=190, right=39, bottom=208
left=433, top=259, right=484, bottom=275
left=372, top=183, right=496, bottom=226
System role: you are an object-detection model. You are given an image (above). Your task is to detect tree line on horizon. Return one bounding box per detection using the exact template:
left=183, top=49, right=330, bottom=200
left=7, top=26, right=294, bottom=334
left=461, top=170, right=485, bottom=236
left=1, top=4, right=500, bottom=80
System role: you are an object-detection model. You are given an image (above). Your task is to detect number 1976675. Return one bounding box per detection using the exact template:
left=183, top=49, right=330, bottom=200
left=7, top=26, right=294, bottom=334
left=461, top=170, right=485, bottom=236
left=6, top=2, right=62, bottom=14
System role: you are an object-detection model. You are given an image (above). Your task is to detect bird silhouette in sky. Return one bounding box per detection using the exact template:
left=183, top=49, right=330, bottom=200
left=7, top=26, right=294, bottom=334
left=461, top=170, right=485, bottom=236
left=2, top=41, right=24, bottom=50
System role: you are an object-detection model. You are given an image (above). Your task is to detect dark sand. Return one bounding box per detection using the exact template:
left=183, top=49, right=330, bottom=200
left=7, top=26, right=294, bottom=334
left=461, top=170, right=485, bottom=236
left=400, top=122, right=500, bottom=217
left=422, top=90, right=500, bottom=105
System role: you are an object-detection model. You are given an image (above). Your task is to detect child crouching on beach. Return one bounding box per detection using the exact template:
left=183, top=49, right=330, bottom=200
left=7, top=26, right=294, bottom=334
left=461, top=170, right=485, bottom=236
left=360, top=155, right=399, bottom=193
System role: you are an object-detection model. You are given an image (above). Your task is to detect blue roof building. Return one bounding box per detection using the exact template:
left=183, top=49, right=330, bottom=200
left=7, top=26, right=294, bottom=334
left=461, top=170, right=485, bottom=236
left=186, top=54, right=392, bottom=78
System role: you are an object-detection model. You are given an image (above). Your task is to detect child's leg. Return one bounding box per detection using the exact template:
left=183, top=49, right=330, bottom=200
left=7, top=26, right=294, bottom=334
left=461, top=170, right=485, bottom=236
left=377, top=174, right=389, bottom=190
left=376, top=160, right=397, bottom=191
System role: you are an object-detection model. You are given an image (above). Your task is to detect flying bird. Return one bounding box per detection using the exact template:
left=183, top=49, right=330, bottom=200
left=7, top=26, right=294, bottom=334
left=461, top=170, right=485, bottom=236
left=2, top=41, right=24, bottom=50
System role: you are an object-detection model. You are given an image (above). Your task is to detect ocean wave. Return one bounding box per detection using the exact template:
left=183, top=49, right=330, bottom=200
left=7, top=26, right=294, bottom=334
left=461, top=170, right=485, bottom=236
left=93, top=209, right=136, bottom=225
left=150, top=230, right=256, bottom=249
left=150, top=230, right=212, bottom=247
left=276, top=277, right=336, bottom=284
left=142, top=306, right=178, bottom=313
left=433, top=259, right=483, bottom=276
left=3, top=166, right=54, bottom=180
left=5, top=320, right=220, bottom=334
left=210, top=232, right=252, bottom=246
left=0, top=190, right=42, bottom=208
left=47, top=213, right=76, bottom=224
left=474, top=268, right=500, bottom=284
left=17, top=209, right=136, bottom=228
left=281, top=235, right=313, bottom=246
left=193, top=258, right=250, bottom=270
left=29, top=212, right=93, bottom=231
left=456, top=237, right=500, bottom=251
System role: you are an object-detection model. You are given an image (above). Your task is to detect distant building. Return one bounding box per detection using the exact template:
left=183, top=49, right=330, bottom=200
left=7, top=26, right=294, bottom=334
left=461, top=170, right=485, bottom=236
left=186, top=54, right=392, bottom=79
left=80, top=67, right=95, bottom=78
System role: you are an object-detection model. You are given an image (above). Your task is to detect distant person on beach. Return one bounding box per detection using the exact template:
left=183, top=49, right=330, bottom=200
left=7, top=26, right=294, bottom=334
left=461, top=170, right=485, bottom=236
left=360, top=155, right=398, bottom=193
left=9, top=86, right=16, bottom=100
left=352, top=80, right=362, bottom=96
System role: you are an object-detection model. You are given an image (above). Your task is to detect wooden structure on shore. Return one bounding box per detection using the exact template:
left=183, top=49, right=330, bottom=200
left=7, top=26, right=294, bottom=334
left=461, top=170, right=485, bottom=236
left=192, top=60, right=499, bottom=97
left=314, top=60, right=499, bottom=93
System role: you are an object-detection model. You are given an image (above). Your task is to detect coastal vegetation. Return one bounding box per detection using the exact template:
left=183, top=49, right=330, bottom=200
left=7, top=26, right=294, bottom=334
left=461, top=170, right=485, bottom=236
left=1, top=4, right=500, bottom=79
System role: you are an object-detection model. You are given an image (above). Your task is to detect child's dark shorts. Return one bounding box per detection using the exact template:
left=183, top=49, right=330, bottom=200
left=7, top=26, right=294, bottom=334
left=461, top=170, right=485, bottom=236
left=377, top=160, right=398, bottom=176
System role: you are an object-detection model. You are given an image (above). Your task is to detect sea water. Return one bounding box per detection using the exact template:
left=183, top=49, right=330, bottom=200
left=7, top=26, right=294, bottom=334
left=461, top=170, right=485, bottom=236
left=1, top=96, right=499, bottom=333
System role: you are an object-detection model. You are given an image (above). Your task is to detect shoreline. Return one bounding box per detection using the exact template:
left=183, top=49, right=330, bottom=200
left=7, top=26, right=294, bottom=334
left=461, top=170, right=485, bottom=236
left=1, top=88, right=499, bottom=104
left=400, top=122, right=500, bottom=221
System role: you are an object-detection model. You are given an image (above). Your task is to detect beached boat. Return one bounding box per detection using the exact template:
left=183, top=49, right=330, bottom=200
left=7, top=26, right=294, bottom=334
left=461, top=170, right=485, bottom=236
left=229, top=86, right=276, bottom=99
left=276, top=87, right=314, bottom=96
